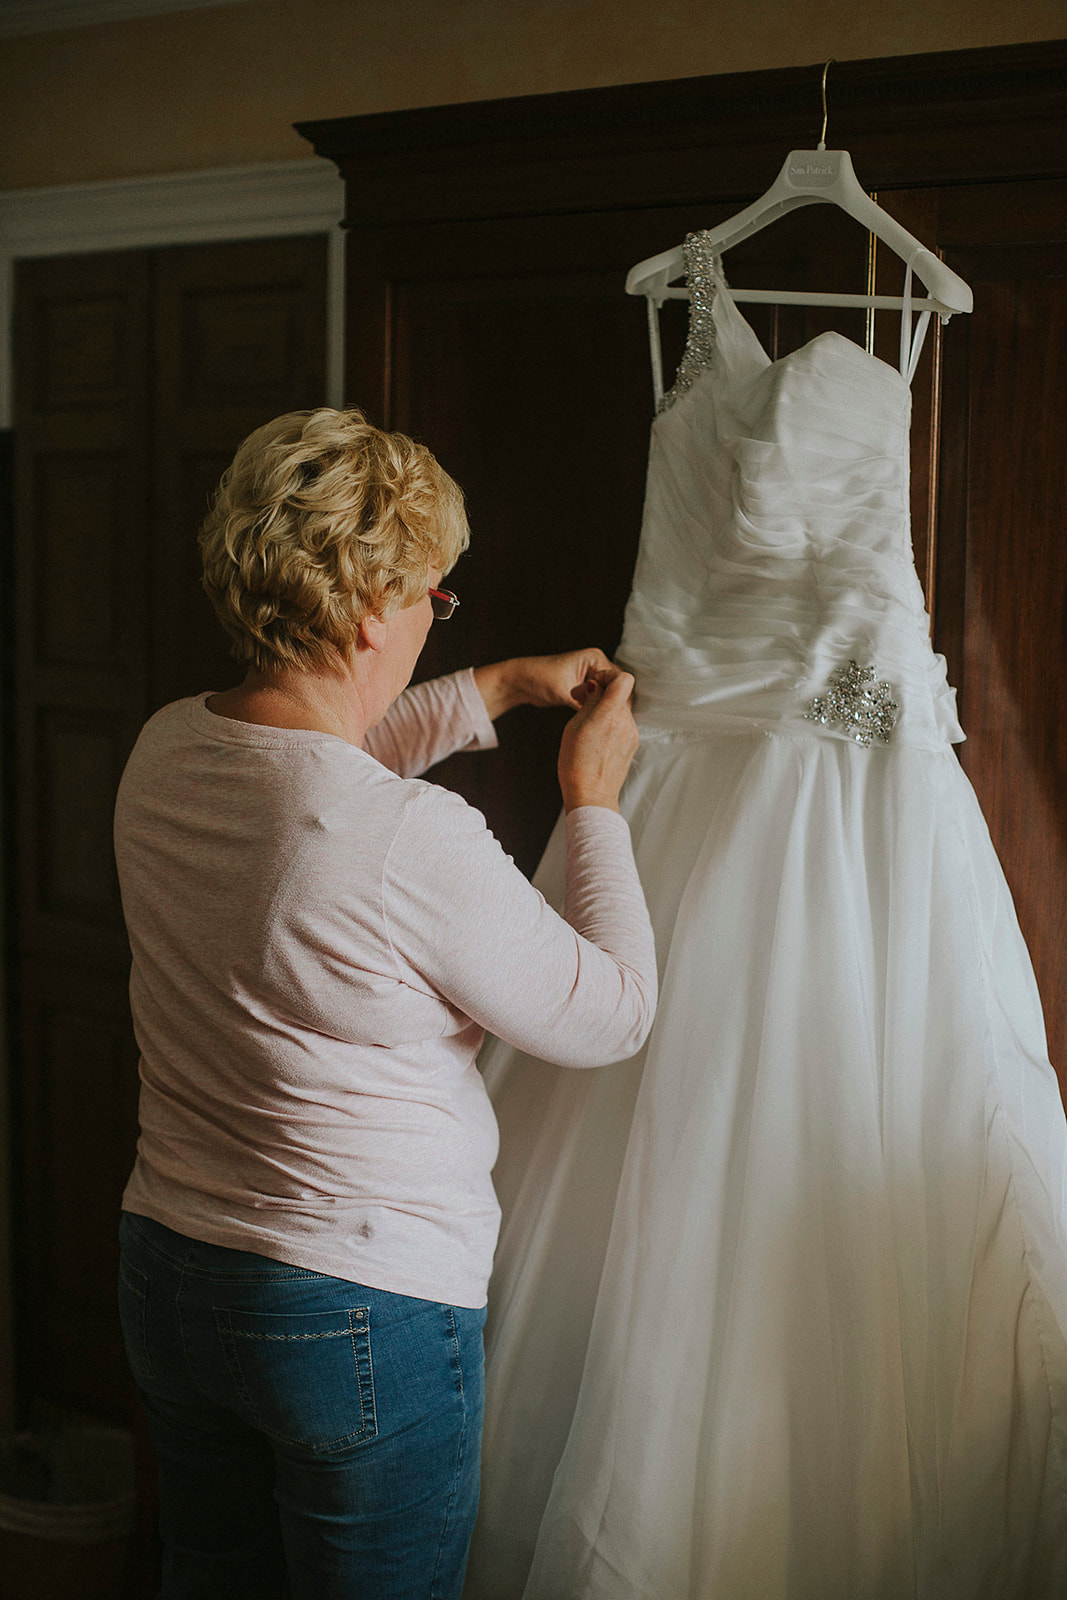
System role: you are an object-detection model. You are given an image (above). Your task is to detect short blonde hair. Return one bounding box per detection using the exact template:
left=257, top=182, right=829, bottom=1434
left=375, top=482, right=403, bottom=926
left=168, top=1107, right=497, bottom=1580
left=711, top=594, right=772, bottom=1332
left=198, top=407, right=469, bottom=672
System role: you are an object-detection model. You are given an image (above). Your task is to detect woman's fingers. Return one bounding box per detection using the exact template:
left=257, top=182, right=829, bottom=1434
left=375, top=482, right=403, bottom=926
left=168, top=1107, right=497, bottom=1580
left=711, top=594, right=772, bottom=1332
left=597, top=668, right=635, bottom=705
left=525, top=648, right=616, bottom=708
left=571, top=657, right=631, bottom=707
left=558, top=670, right=638, bottom=812
left=473, top=649, right=628, bottom=717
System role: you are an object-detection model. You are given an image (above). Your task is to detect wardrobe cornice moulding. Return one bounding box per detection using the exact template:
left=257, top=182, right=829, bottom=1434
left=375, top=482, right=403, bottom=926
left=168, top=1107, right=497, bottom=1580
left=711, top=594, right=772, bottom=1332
left=0, top=0, right=249, bottom=36
left=297, top=39, right=1067, bottom=229
left=0, top=158, right=345, bottom=425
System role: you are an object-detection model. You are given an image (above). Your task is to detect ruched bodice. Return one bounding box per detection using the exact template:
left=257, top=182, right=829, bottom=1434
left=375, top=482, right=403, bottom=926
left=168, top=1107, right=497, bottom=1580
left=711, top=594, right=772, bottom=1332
left=618, top=249, right=963, bottom=749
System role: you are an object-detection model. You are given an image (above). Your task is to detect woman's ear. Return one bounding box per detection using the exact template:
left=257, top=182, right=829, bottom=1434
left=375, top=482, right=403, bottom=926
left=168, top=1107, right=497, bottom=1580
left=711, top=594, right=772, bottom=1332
left=357, top=612, right=387, bottom=653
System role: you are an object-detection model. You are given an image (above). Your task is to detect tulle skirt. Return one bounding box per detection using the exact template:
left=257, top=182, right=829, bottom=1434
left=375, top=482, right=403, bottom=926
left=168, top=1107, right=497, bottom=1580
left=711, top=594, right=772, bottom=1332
left=464, top=726, right=1067, bottom=1600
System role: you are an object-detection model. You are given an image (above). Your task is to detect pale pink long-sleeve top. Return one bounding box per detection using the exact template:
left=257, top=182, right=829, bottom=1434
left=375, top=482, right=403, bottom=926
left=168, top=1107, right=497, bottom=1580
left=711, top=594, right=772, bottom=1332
left=116, top=669, right=656, bottom=1308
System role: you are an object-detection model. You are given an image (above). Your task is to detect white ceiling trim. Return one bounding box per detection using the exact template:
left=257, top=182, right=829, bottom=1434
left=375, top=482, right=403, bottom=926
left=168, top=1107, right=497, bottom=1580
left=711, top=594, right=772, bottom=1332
left=0, top=159, right=343, bottom=255
left=0, top=0, right=249, bottom=37
left=0, top=158, right=347, bottom=424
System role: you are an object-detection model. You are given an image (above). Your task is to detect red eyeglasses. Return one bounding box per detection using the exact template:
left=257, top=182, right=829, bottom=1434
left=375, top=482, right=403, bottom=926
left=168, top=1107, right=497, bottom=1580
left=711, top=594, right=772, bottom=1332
left=429, top=587, right=460, bottom=621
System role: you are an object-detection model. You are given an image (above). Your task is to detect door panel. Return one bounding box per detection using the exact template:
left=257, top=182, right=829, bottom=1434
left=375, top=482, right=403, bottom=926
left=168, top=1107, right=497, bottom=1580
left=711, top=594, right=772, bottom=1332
left=932, top=194, right=1067, bottom=1084
left=15, top=251, right=150, bottom=988
left=18, top=966, right=139, bottom=1412
left=12, top=234, right=328, bottom=1419
left=152, top=238, right=328, bottom=711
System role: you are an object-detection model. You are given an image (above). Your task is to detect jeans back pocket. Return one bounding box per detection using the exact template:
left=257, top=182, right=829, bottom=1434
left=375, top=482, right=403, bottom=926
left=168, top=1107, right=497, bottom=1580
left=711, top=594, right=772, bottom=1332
left=215, top=1306, right=377, bottom=1453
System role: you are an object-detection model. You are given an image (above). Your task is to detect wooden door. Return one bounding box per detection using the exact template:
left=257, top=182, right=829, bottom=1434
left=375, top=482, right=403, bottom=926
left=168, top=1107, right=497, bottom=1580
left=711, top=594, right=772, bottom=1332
left=11, top=233, right=327, bottom=1420
left=13, top=248, right=153, bottom=1421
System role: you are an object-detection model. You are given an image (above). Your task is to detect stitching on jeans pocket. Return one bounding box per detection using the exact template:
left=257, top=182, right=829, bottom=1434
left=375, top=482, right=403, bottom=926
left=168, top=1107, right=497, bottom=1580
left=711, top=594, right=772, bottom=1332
left=118, top=1257, right=155, bottom=1383
left=215, top=1306, right=377, bottom=1452
left=447, top=1306, right=465, bottom=1399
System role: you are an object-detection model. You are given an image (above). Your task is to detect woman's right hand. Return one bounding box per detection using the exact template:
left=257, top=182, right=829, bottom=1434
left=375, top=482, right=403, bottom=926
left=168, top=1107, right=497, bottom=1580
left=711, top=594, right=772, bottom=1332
left=558, top=669, right=639, bottom=813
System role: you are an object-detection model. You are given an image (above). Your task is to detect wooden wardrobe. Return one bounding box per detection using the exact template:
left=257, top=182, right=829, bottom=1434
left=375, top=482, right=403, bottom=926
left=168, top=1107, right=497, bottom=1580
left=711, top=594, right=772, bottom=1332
left=299, top=39, right=1067, bottom=1094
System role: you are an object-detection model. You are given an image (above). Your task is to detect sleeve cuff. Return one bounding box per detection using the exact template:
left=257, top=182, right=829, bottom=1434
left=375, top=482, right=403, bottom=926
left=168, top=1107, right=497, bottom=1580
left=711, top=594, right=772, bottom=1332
left=455, top=667, right=499, bottom=752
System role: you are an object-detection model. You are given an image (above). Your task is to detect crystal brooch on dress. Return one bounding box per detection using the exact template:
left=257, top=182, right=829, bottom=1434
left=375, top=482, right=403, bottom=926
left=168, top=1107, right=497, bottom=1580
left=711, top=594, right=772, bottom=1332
left=803, top=660, right=899, bottom=746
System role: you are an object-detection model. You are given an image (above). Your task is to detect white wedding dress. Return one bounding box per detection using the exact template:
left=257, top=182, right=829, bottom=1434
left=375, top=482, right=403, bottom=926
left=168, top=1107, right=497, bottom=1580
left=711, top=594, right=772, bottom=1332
left=464, top=236, right=1067, bottom=1600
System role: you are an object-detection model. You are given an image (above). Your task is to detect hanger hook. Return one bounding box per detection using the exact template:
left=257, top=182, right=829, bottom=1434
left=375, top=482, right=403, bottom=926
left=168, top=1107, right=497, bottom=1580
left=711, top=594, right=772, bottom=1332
left=819, top=58, right=836, bottom=149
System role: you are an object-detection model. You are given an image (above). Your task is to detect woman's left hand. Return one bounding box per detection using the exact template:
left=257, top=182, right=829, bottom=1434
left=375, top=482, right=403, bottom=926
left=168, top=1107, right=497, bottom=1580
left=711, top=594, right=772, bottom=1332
left=473, top=649, right=617, bottom=720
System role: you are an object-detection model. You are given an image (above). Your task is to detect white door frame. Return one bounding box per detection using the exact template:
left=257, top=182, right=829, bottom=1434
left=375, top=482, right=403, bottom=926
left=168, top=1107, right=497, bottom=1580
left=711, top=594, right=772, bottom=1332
left=0, top=158, right=345, bottom=1430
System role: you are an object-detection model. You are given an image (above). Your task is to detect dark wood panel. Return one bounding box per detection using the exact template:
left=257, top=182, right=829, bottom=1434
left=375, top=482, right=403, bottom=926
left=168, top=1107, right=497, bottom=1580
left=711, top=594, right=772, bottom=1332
left=396, top=271, right=650, bottom=869
left=179, top=282, right=317, bottom=407
left=150, top=235, right=329, bottom=711
left=35, top=707, right=128, bottom=924
left=14, top=251, right=152, bottom=954
left=938, top=176, right=1067, bottom=246
left=934, top=186, right=1067, bottom=1090
left=32, top=292, right=136, bottom=414
left=936, top=242, right=1067, bottom=1084
left=17, top=967, right=139, bottom=1416
left=33, top=452, right=129, bottom=669
left=12, top=250, right=151, bottom=1426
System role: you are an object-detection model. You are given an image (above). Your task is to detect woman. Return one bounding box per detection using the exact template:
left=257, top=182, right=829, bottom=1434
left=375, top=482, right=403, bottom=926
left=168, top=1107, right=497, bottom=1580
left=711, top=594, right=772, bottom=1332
left=114, top=406, right=656, bottom=1600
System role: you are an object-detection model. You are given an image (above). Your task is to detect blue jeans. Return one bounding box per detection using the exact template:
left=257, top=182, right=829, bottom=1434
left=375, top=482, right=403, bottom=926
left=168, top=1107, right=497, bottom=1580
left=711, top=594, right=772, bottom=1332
left=117, top=1212, right=485, bottom=1600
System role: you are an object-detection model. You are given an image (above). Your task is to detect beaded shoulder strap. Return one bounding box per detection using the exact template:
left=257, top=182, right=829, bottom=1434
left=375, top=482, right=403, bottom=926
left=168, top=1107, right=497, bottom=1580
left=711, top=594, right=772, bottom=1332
left=657, top=231, right=720, bottom=415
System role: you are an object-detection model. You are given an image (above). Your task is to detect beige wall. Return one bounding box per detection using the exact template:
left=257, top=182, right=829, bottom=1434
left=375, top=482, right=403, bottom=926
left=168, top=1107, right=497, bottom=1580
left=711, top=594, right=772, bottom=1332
left=1, top=0, right=1066, bottom=190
